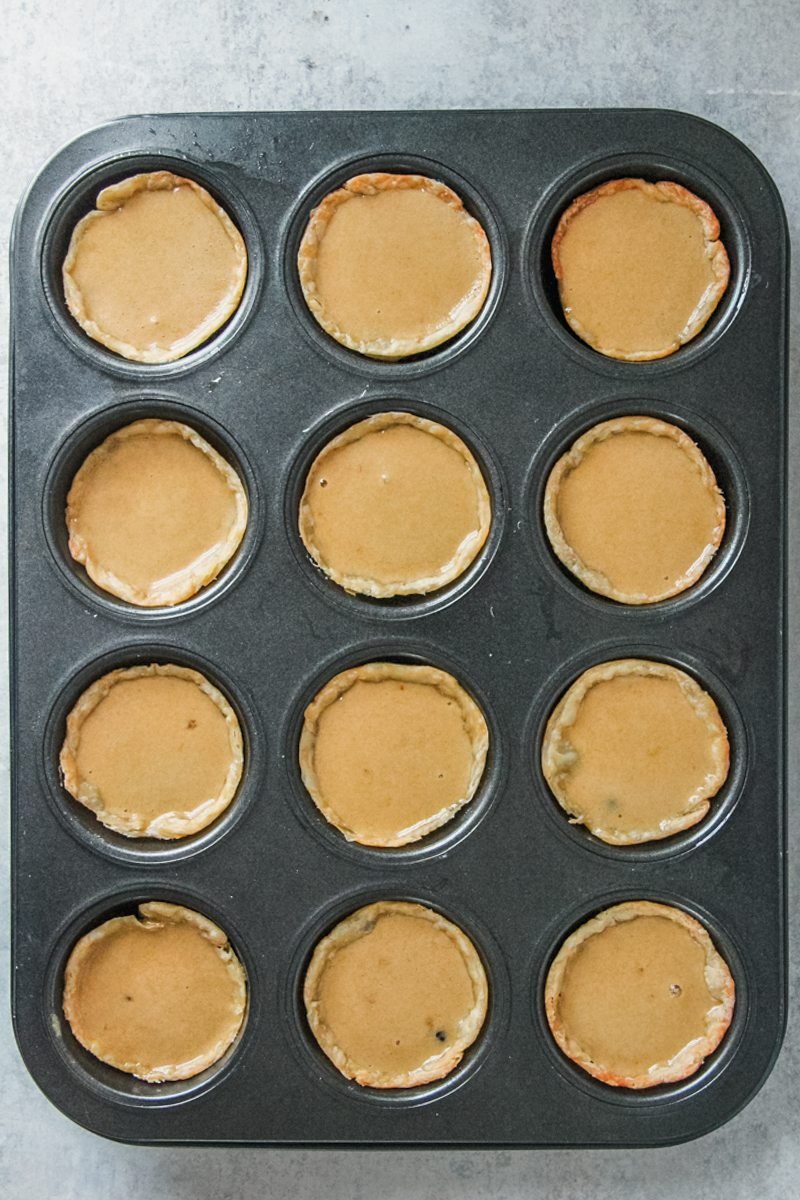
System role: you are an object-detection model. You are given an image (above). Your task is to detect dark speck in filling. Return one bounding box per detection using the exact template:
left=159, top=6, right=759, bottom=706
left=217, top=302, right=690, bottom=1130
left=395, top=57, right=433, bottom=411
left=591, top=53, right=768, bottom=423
left=435, top=1029, right=447, bottom=1042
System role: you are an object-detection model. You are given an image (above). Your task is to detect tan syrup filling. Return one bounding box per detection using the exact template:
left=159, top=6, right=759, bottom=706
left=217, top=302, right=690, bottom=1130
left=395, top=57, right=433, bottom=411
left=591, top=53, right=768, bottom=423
left=557, top=187, right=721, bottom=358
left=63, top=174, right=246, bottom=361
left=312, top=909, right=479, bottom=1080
left=63, top=671, right=239, bottom=834
left=302, top=667, right=487, bottom=845
left=557, top=673, right=721, bottom=838
left=63, top=905, right=245, bottom=1081
left=313, top=186, right=487, bottom=346
left=556, top=916, right=718, bottom=1078
left=67, top=421, right=246, bottom=606
left=555, top=429, right=723, bottom=599
left=300, top=416, right=490, bottom=595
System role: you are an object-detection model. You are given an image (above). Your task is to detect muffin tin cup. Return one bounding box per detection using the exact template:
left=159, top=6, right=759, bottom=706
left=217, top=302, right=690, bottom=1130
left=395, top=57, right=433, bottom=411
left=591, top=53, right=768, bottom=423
left=525, top=397, right=751, bottom=618
left=41, top=394, right=264, bottom=622
left=531, top=888, right=752, bottom=1111
left=525, top=640, right=750, bottom=865
left=40, top=642, right=266, bottom=866
left=282, top=151, right=509, bottom=381
left=10, top=109, right=786, bottom=1147
left=282, top=636, right=508, bottom=867
left=523, top=147, right=753, bottom=378
left=42, top=883, right=258, bottom=1108
left=282, top=885, right=511, bottom=1109
left=38, top=148, right=265, bottom=380
left=283, top=395, right=508, bottom=622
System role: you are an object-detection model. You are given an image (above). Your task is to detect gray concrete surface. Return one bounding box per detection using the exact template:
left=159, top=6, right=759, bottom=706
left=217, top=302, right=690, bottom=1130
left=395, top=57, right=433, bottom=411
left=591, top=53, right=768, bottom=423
left=1, top=1, right=797, bottom=1197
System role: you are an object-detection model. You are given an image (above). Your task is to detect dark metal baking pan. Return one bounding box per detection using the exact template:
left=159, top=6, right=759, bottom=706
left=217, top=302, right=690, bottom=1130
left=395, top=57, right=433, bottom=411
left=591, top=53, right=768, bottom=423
left=9, top=109, right=787, bottom=1146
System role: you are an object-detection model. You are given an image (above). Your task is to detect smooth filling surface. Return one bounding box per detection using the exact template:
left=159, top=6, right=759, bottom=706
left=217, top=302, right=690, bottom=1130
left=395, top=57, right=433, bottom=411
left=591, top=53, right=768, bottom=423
left=304, top=423, right=484, bottom=587
left=310, top=677, right=479, bottom=843
left=68, top=428, right=241, bottom=598
left=67, top=182, right=243, bottom=354
left=557, top=188, right=719, bottom=355
left=66, top=917, right=242, bottom=1074
left=556, top=916, right=715, bottom=1076
left=312, top=911, right=477, bottom=1078
left=72, top=675, right=235, bottom=824
left=314, top=187, right=486, bottom=344
left=556, top=431, right=721, bottom=596
left=560, top=674, right=718, bottom=835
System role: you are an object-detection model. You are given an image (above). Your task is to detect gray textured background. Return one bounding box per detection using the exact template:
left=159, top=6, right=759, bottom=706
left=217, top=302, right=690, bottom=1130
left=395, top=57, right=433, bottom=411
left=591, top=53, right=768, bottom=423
left=1, top=1, right=797, bottom=1197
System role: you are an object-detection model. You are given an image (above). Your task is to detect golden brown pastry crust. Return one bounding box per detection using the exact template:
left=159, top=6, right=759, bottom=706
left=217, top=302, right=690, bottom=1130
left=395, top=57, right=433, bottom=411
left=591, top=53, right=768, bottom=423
left=304, top=900, right=488, bottom=1088
left=63, top=171, right=248, bottom=364
left=297, top=172, right=492, bottom=359
left=551, top=177, right=730, bottom=361
left=544, top=900, right=735, bottom=1088
left=541, top=658, right=730, bottom=845
left=299, top=662, right=489, bottom=846
left=66, top=419, right=249, bottom=608
left=543, top=416, right=726, bottom=605
left=63, top=901, right=247, bottom=1083
left=59, top=663, right=244, bottom=839
left=298, top=411, right=492, bottom=597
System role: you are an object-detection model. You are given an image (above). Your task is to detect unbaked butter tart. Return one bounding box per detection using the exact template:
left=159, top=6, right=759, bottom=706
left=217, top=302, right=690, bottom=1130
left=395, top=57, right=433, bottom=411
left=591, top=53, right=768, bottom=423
left=63, top=902, right=246, bottom=1082
left=304, top=900, right=488, bottom=1088
left=541, top=659, right=729, bottom=845
left=545, top=901, right=735, bottom=1088
left=544, top=416, right=725, bottom=605
left=299, top=411, right=491, bottom=598
left=60, top=663, right=243, bottom=839
left=551, top=177, right=729, bottom=361
left=63, top=171, right=247, bottom=363
left=298, top=172, right=492, bottom=359
left=300, top=662, right=488, bottom=846
left=66, top=419, right=248, bottom=608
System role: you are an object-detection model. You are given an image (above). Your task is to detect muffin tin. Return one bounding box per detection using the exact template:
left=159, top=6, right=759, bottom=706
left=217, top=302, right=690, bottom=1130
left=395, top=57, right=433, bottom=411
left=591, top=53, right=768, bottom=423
left=9, top=110, right=787, bottom=1146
